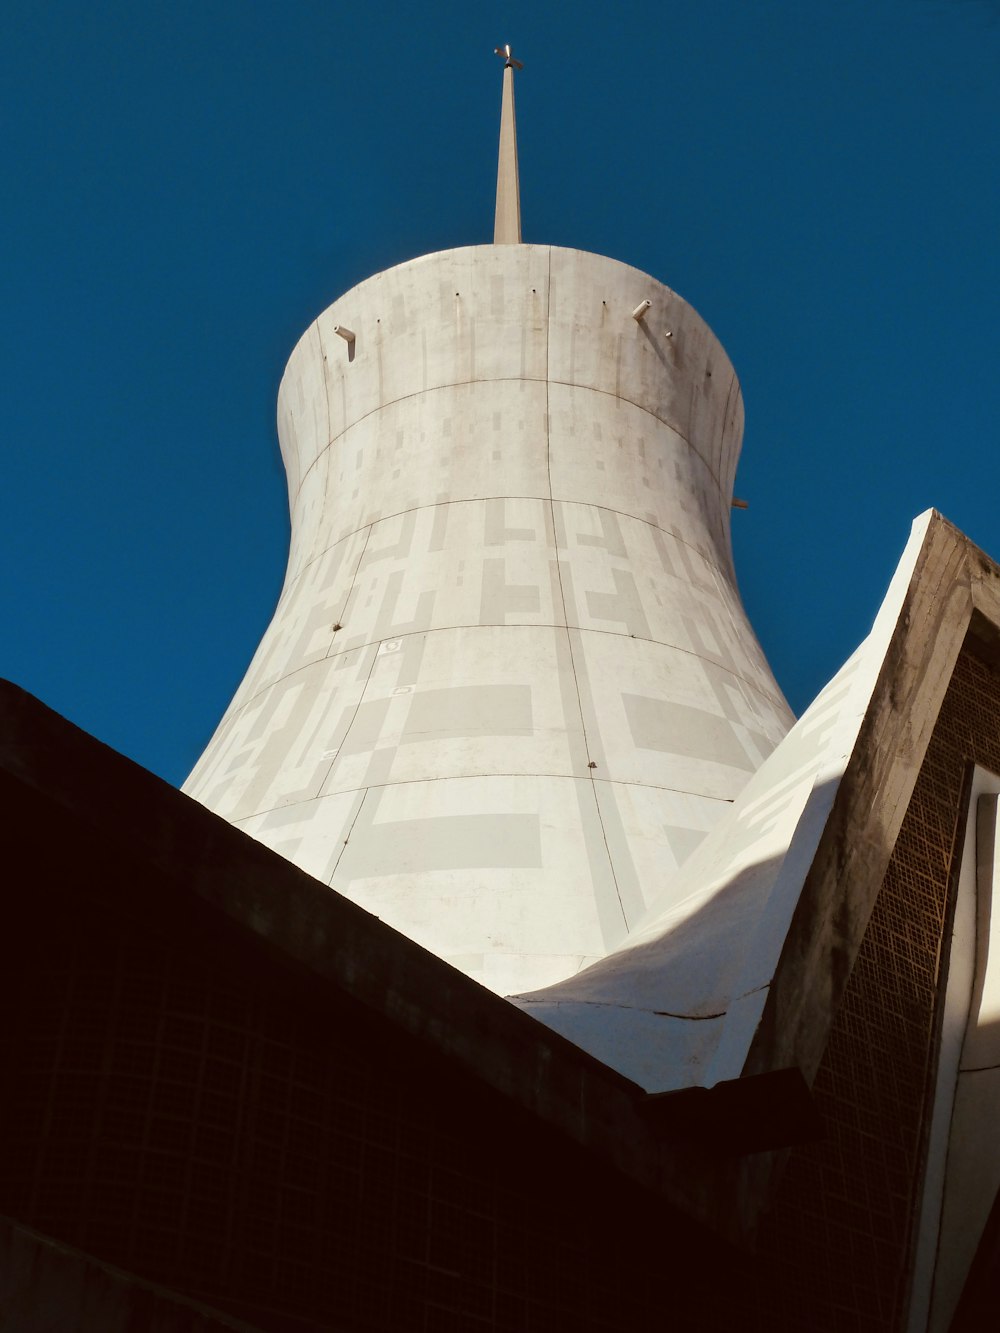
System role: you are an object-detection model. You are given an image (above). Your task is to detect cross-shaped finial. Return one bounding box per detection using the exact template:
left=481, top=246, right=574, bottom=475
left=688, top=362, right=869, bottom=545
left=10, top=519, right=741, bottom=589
left=494, top=44, right=524, bottom=71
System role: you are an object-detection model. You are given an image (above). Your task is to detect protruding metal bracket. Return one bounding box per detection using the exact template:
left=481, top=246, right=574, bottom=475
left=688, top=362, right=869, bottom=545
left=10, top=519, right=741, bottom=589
left=333, top=324, right=356, bottom=363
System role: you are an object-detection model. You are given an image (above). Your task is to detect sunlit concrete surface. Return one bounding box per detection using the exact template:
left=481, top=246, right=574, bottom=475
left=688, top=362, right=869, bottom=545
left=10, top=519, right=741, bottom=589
left=184, top=244, right=792, bottom=994
left=515, top=513, right=934, bottom=1084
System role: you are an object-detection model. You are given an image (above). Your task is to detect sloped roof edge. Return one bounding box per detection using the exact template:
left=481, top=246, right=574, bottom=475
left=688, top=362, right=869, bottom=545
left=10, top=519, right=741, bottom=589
left=515, top=511, right=996, bottom=1099
left=0, top=679, right=742, bottom=1238
left=747, top=510, right=989, bottom=1086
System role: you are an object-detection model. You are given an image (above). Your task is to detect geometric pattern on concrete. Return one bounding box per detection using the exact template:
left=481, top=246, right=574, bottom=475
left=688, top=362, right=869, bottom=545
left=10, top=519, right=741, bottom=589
left=185, top=244, right=794, bottom=995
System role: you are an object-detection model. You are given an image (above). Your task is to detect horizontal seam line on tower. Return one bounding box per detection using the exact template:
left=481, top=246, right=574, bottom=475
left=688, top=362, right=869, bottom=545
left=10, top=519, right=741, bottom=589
left=230, top=776, right=739, bottom=823
left=287, top=376, right=728, bottom=508
left=282, top=495, right=732, bottom=599
left=219, top=620, right=789, bottom=722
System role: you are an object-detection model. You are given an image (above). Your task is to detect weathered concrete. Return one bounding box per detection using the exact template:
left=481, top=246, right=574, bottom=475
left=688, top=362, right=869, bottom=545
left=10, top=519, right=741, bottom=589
left=183, top=244, right=792, bottom=996
left=514, top=512, right=997, bottom=1096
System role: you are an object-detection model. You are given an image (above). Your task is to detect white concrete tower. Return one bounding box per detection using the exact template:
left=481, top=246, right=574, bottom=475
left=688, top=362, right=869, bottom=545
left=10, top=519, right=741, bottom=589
left=184, top=50, right=793, bottom=996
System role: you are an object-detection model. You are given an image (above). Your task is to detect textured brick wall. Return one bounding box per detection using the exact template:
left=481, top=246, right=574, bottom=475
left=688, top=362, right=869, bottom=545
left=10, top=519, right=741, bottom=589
left=724, top=647, right=998, bottom=1332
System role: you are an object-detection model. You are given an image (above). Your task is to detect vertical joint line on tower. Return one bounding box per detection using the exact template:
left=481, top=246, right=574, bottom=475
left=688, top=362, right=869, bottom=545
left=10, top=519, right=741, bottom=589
left=540, top=248, right=631, bottom=935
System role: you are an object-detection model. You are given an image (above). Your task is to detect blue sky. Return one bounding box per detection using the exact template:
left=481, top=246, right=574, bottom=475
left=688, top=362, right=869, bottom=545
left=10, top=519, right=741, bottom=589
left=3, top=1, right=998, bottom=786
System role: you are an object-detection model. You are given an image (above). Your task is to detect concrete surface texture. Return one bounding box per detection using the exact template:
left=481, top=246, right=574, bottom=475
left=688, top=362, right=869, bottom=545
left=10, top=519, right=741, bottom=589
left=183, top=243, right=793, bottom=995
left=515, top=512, right=934, bottom=1081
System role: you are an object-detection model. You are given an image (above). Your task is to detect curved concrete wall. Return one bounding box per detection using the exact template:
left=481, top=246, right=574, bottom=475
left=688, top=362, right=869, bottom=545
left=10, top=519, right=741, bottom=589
left=184, top=244, right=793, bottom=995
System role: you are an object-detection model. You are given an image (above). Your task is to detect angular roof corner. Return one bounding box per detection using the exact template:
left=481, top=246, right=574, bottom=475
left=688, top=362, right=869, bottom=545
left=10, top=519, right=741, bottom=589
left=514, top=510, right=994, bottom=1094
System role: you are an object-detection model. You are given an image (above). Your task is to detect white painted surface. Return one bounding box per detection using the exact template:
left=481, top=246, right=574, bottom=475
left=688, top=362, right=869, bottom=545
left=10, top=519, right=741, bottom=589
left=515, top=514, right=935, bottom=1086
left=907, top=782, right=1000, bottom=1332
left=184, top=244, right=792, bottom=995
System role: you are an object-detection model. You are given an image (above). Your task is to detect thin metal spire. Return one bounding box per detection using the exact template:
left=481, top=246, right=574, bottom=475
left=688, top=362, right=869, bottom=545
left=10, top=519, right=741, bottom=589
left=493, top=44, right=523, bottom=244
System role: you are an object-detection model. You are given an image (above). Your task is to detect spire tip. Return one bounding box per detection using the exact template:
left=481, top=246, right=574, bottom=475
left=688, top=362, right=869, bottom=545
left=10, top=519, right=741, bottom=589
left=493, top=45, right=522, bottom=244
